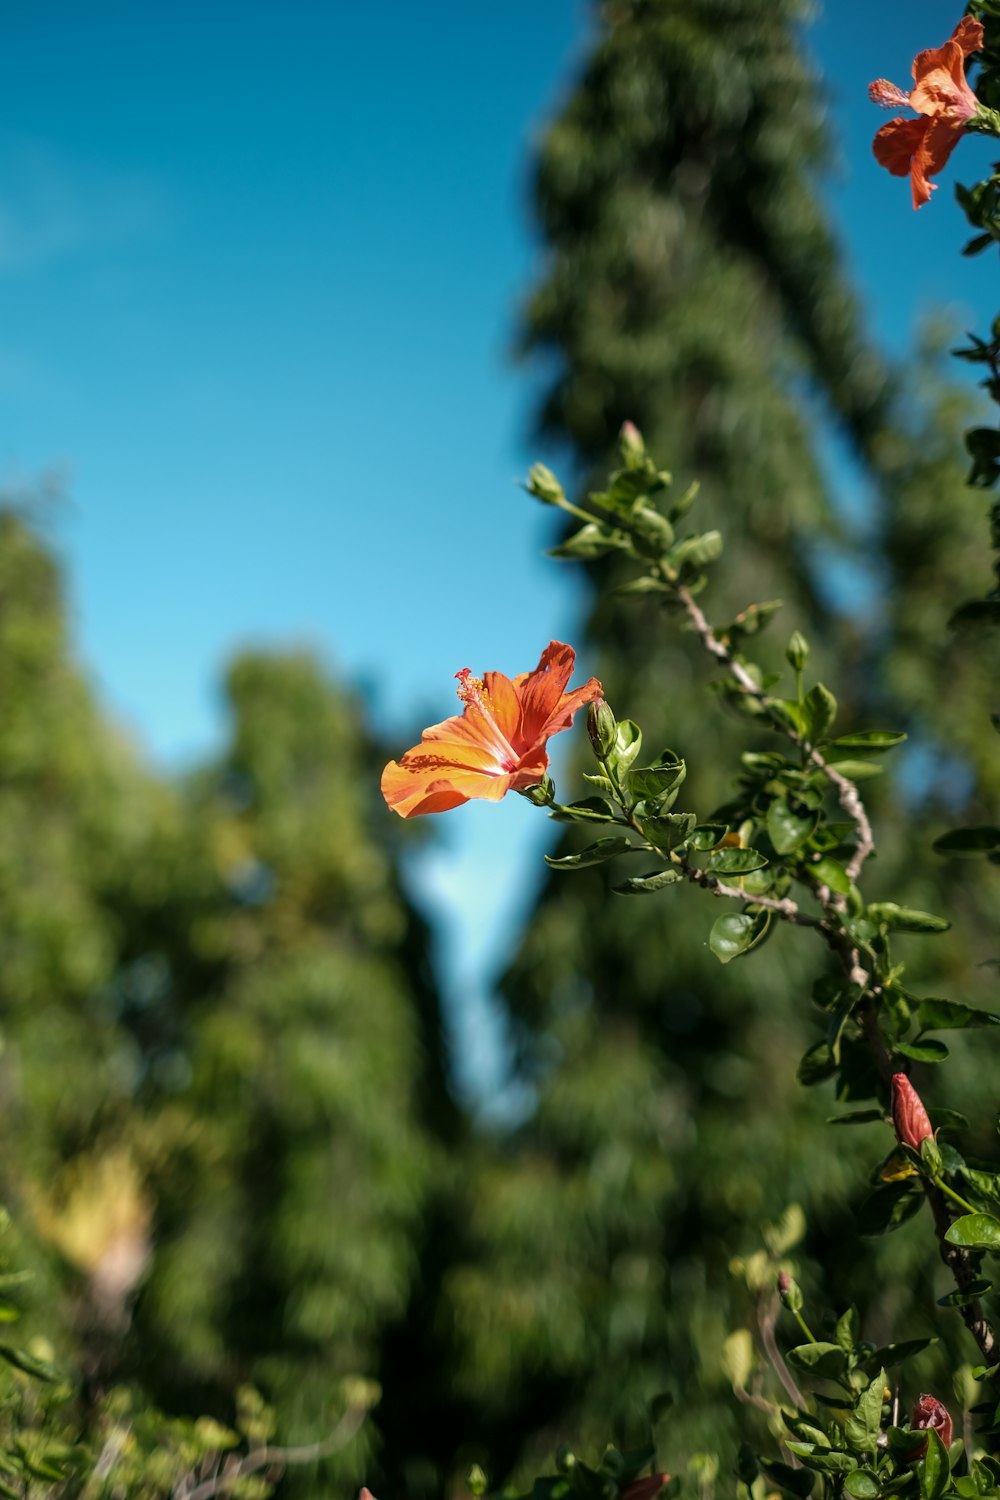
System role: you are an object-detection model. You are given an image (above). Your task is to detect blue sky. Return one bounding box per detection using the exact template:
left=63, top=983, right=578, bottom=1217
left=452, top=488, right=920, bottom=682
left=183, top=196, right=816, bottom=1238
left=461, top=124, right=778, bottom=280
left=1, top=2, right=996, bottom=1103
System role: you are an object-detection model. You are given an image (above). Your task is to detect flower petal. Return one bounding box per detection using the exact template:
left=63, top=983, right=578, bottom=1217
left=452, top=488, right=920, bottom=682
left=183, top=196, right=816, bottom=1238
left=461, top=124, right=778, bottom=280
left=381, top=710, right=517, bottom=817
left=479, top=670, right=525, bottom=749
left=873, top=116, right=929, bottom=177
left=921, top=114, right=965, bottom=178
left=511, top=640, right=578, bottom=744
left=512, top=640, right=602, bottom=751
left=951, top=16, right=984, bottom=58
left=381, top=742, right=514, bottom=817
left=911, top=42, right=977, bottom=123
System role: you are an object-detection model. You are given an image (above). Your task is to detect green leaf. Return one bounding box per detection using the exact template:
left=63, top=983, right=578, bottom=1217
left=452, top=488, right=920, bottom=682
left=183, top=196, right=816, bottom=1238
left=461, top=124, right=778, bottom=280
left=608, top=720, right=643, bottom=778
left=928, top=1107, right=968, bottom=1131
left=630, top=505, right=675, bottom=557
left=614, top=869, right=684, bottom=896
left=786, top=1342, right=849, bottom=1379
left=938, top=1279, right=992, bottom=1307
left=687, top=823, right=729, bottom=851
left=757, top=1460, right=814, bottom=1498
left=671, top=529, right=722, bottom=571
left=724, top=599, right=784, bottom=639
left=803, top=682, right=837, bottom=741
left=844, top=1370, right=886, bottom=1456
left=582, top=773, right=617, bottom=796
left=823, top=760, right=884, bottom=781
left=808, top=857, right=851, bottom=895
left=920, top=1427, right=950, bottom=1500
left=545, top=838, right=633, bottom=871
left=550, top=797, right=616, bottom=824
left=615, top=575, right=670, bottom=595
left=856, top=1181, right=924, bottom=1237
left=835, top=1305, right=860, bottom=1351
left=643, top=813, right=696, bottom=851
left=961, top=1168, right=1000, bottom=1214
left=0, top=1342, right=58, bottom=1382
left=918, top=998, right=1000, bottom=1031
left=843, top=1471, right=881, bottom=1499
left=945, top=1214, right=1000, bottom=1249
left=932, top=826, right=1000, bottom=855
left=548, top=522, right=627, bottom=560
left=826, top=731, right=907, bottom=752
left=700, top=847, right=768, bottom=875
left=629, top=761, right=686, bottom=804
left=767, top=800, right=818, bottom=855
left=866, top=903, right=950, bottom=934
left=784, top=1446, right=856, bottom=1475
left=769, top=698, right=807, bottom=736
left=709, top=910, right=771, bottom=964
left=868, top=1337, right=937, bottom=1370
left=893, top=1039, right=949, bottom=1064
left=798, top=1041, right=836, bottom=1087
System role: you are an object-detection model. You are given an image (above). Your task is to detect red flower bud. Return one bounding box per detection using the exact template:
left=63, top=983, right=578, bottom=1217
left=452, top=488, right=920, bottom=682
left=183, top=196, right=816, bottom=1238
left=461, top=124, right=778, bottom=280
left=911, top=1393, right=953, bottom=1456
left=891, top=1072, right=933, bottom=1152
left=620, top=1476, right=670, bottom=1500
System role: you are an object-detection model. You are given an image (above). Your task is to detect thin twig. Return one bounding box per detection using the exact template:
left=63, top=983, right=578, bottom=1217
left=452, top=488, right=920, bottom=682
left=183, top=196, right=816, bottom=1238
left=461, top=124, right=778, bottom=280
left=675, top=857, right=823, bottom=924
left=759, top=1291, right=806, bottom=1411
left=674, top=583, right=875, bottom=883
left=175, top=1405, right=368, bottom=1500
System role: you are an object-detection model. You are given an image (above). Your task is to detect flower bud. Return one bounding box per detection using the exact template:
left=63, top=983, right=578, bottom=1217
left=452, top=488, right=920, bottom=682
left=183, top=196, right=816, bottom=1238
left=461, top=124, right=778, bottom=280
left=620, top=1475, right=670, bottom=1500
left=619, top=421, right=646, bottom=465
left=526, top=463, right=564, bottom=506
left=911, top=1393, right=953, bottom=1456
left=777, top=1270, right=803, bottom=1313
left=786, top=631, right=810, bottom=672
left=587, top=698, right=617, bottom=760
left=891, top=1073, right=933, bottom=1152
left=520, top=776, right=555, bottom=807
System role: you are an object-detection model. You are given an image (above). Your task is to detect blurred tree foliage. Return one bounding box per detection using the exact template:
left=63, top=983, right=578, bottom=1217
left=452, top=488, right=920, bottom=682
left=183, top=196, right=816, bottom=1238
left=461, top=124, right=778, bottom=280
left=0, top=504, right=455, bottom=1493
left=439, top=0, right=1000, bottom=1487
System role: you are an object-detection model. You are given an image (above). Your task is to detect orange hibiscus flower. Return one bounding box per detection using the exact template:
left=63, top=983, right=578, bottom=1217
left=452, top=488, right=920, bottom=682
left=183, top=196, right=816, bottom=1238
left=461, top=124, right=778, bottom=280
left=381, top=640, right=602, bottom=818
left=869, top=16, right=983, bottom=209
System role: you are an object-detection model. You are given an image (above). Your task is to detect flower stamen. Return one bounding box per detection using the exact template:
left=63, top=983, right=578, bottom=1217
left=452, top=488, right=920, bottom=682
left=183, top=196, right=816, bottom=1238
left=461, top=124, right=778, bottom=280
left=868, top=78, right=910, bottom=110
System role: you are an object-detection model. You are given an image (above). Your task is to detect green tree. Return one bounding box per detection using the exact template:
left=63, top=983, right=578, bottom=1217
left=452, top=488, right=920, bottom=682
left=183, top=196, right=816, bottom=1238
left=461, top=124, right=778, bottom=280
left=0, top=504, right=457, bottom=1492
left=132, top=651, right=456, bottom=1492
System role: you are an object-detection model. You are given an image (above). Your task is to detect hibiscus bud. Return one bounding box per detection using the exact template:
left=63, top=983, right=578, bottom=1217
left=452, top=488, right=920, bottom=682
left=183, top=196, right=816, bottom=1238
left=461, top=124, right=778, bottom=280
left=526, top=463, right=565, bottom=506
left=619, top=420, right=646, bottom=465
left=911, top=1393, right=953, bottom=1456
left=777, top=1270, right=802, bottom=1313
left=520, top=775, right=555, bottom=807
left=891, top=1072, right=933, bottom=1152
left=359, top=1489, right=377, bottom=1500
left=620, top=1475, right=670, bottom=1500
left=786, top=631, right=810, bottom=672
left=587, top=698, right=617, bottom=760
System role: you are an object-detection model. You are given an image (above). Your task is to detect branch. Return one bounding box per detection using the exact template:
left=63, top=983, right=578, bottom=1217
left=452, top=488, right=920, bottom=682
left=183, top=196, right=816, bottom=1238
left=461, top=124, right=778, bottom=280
left=674, top=583, right=875, bottom=884
left=174, top=1405, right=368, bottom=1500
left=922, top=1177, right=1000, bottom=1390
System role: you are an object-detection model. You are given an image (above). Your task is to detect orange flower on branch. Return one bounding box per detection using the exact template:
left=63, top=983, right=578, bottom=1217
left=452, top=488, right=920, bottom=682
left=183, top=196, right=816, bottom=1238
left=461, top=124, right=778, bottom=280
left=381, top=640, right=602, bottom=818
left=869, top=16, right=984, bottom=209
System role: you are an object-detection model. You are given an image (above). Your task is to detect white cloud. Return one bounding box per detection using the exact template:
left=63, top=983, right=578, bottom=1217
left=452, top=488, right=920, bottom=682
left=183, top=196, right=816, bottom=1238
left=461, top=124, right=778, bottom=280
left=0, top=136, right=170, bottom=275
